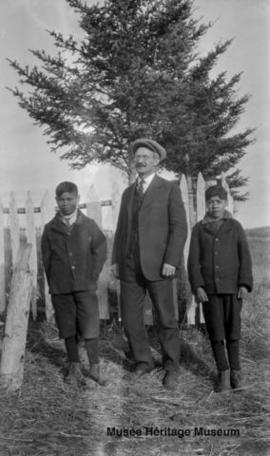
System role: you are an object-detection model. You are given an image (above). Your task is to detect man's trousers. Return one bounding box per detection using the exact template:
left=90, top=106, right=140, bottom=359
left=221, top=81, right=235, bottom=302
left=120, top=254, right=180, bottom=372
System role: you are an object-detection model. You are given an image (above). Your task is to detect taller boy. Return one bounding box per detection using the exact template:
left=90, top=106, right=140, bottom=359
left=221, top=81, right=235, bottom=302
left=112, top=139, right=187, bottom=389
left=41, top=182, right=107, bottom=386
left=188, top=185, right=253, bottom=392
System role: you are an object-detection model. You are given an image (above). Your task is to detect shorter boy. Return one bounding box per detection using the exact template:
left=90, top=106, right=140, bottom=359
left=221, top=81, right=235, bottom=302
left=188, top=185, right=253, bottom=392
left=41, top=182, right=107, bottom=387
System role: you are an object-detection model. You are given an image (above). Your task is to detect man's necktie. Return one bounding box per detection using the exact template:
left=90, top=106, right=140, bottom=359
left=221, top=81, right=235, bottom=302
left=136, top=178, right=145, bottom=198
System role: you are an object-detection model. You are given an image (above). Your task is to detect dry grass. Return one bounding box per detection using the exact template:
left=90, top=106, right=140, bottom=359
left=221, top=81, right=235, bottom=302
left=0, top=230, right=269, bottom=456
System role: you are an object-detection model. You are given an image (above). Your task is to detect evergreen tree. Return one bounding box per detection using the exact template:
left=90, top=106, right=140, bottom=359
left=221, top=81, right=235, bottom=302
left=8, top=0, right=254, bottom=196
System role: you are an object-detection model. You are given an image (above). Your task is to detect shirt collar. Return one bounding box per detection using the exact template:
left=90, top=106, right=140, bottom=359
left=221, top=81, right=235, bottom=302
left=202, top=209, right=233, bottom=224
left=137, top=173, right=156, bottom=186
left=59, top=209, right=78, bottom=226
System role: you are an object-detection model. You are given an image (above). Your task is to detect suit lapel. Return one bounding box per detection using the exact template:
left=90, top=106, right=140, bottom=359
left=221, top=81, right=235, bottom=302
left=202, top=218, right=232, bottom=236
left=50, top=213, right=68, bottom=234
left=126, top=182, right=136, bottom=221
left=141, top=175, right=163, bottom=209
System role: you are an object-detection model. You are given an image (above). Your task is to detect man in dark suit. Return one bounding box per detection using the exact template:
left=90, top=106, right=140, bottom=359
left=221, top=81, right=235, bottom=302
left=112, top=138, right=187, bottom=389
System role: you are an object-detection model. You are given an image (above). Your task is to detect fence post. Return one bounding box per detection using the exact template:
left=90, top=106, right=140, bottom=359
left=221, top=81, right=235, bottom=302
left=111, top=181, right=121, bottom=231
left=186, top=174, right=196, bottom=227
left=87, top=185, right=109, bottom=320
left=40, top=190, right=55, bottom=321
left=25, top=191, right=38, bottom=319
left=0, top=241, right=33, bottom=392
left=196, top=172, right=206, bottom=222
left=221, top=172, right=234, bottom=214
left=87, top=185, right=102, bottom=228
left=196, top=173, right=206, bottom=325
left=0, top=198, right=5, bottom=313
left=98, top=230, right=110, bottom=320
left=9, top=192, right=20, bottom=269
left=111, top=181, right=122, bottom=321
left=180, top=175, right=196, bottom=325
left=180, top=175, right=191, bottom=268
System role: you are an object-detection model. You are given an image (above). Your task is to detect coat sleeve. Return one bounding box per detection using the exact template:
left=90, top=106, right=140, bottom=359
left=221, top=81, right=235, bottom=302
left=41, top=224, right=51, bottom=284
left=237, top=223, right=253, bottom=291
left=90, top=221, right=107, bottom=281
left=187, top=223, right=205, bottom=294
left=111, top=191, right=126, bottom=265
left=164, top=182, right=187, bottom=267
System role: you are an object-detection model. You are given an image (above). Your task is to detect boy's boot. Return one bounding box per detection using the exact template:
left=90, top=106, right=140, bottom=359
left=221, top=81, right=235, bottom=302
left=85, top=338, right=107, bottom=386
left=215, top=370, right=230, bottom=393
left=65, top=362, right=86, bottom=388
left=89, top=363, right=107, bottom=386
left=230, top=369, right=242, bottom=389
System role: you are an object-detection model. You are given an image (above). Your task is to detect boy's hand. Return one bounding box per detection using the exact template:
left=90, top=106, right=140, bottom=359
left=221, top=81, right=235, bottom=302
left=238, top=286, right=248, bottom=300
left=196, top=287, right=208, bottom=303
left=111, top=263, right=119, bottom=279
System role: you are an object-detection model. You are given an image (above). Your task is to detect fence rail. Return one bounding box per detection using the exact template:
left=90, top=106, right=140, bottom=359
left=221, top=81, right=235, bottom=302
left=2, top=200, right=113, bottom=214
left=0, top=172, right=234, bottom=325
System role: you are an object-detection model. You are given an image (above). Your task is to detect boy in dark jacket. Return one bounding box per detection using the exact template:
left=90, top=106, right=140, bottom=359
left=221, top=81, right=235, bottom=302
left=188, top=185, right=253, bottom=392
left=41, top=182, right=107, bottom=386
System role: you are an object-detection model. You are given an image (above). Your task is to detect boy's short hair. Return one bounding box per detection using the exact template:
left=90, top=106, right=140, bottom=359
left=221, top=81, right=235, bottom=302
left=55, top=181, right=78, bottom=197
left=205, top=185, right=227, bottom=201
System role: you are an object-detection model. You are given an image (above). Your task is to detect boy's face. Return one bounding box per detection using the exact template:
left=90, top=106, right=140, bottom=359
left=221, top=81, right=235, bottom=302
left=56, top=192, right=79, bottom=216
left=206, top=196, right=227, bottom=219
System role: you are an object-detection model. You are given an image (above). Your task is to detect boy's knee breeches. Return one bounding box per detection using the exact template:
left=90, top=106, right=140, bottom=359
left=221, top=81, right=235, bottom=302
left=52, top=290, right=99, bottom=339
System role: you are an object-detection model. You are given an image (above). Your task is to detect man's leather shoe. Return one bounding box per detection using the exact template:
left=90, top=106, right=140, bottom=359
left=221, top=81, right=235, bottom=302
left=163, top=370, right=179, bottom=390
left=133, top=362, right=154, bottom=378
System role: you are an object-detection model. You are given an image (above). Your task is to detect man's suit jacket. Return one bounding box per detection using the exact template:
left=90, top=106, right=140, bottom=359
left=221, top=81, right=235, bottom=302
left=112, top=175, right=187, bottom=281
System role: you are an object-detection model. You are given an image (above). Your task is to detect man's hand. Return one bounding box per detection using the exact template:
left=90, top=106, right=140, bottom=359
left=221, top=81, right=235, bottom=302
left=162, top=263, right=176, bottom=277
left=111, top=263, right=120, bottom=279
left=238, top=286, right=248, bottom=300
left=196, top=287, right=208, bottom=303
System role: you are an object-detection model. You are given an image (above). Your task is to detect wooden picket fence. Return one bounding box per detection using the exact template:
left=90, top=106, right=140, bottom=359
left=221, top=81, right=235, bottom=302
left=0, top=172, right=234, bottom=326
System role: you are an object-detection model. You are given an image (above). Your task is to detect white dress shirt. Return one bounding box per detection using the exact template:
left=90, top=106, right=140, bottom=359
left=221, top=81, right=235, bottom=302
left=60, top=209, right=78, bottom=226
left=137, top=173, right=156, bottom=193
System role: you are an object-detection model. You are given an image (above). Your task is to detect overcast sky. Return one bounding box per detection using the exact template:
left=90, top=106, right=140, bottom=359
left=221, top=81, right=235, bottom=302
left=0, top=0, right=269, bottom=228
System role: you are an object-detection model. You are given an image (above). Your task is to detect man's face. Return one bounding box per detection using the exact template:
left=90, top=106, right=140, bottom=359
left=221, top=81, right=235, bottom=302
left=56, top=192, right=79, bottom=216
left=206, top=196, right=227, bottom=219
left=134, top=147, right=160, bottom=177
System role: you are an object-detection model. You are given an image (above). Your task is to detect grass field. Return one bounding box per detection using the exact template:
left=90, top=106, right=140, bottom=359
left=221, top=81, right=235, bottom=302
left=0, top=227, right=269, bottom=456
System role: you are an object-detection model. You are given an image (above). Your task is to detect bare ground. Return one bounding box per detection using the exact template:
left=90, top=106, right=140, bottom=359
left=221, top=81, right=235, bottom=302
left=0, top=232, right=269, bottom=456
left=0, top=306, right=269, bottom=456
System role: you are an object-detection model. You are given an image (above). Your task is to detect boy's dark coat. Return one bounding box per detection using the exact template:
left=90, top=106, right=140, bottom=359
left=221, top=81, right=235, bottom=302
left=188, top=218, right=253, bottom=294
left=41, top=210, right=107, bottom=294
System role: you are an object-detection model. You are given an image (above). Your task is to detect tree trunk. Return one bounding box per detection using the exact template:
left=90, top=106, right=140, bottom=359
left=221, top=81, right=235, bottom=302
left=0, top=241, right=33, bottom=392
